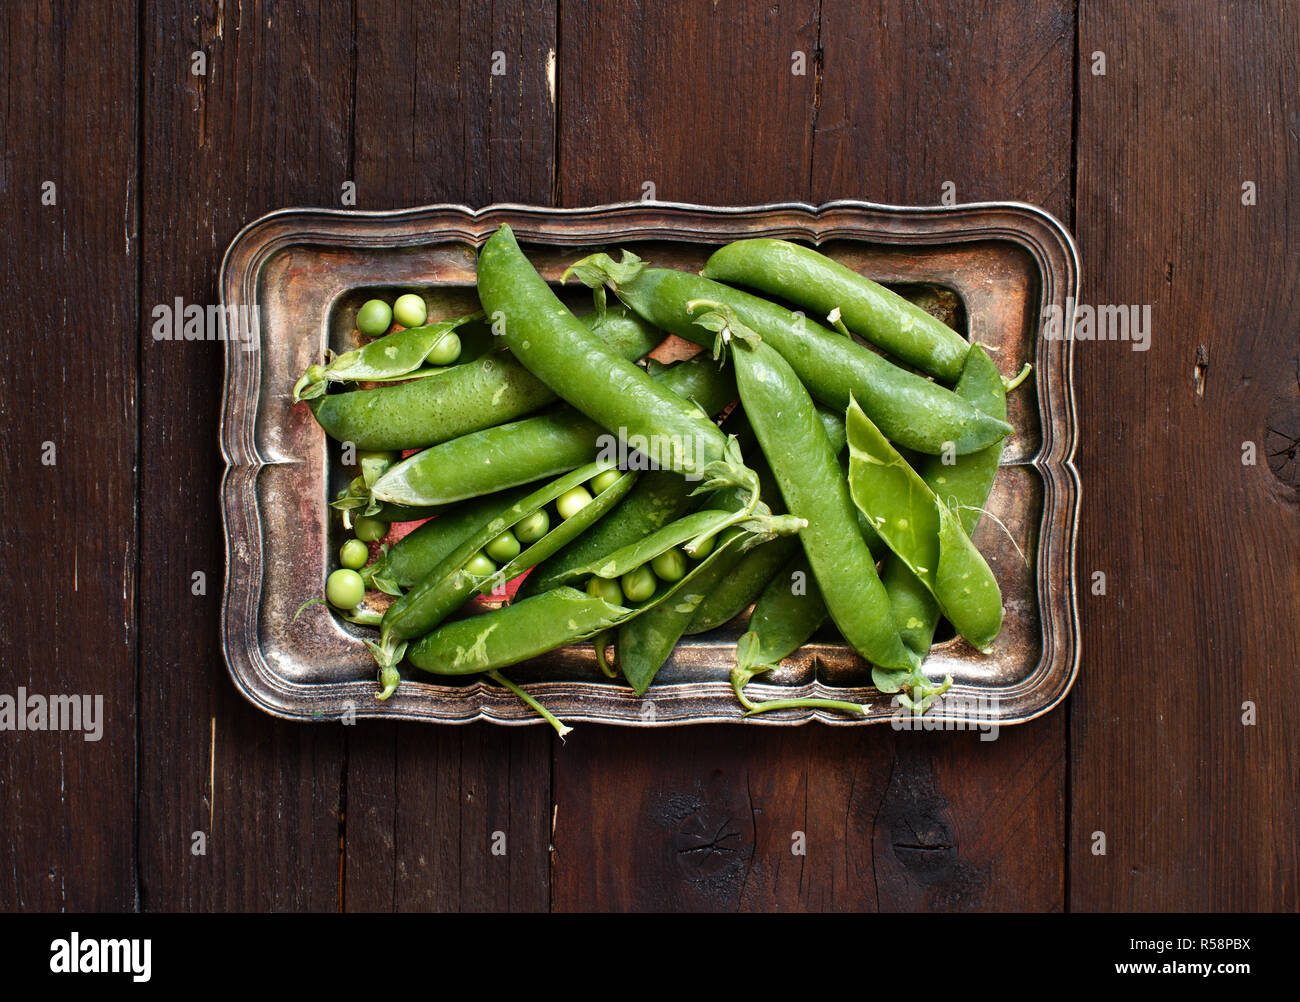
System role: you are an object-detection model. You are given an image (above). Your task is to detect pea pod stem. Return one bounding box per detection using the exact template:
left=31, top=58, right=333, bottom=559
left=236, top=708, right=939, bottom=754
left=729, top=663, right=870, bottom=719
left=485, top=670, right=573, bottom=739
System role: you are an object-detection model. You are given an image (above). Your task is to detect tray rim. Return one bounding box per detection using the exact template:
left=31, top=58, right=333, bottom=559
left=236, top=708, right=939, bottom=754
left=220, top=198, right=1081, bottom=728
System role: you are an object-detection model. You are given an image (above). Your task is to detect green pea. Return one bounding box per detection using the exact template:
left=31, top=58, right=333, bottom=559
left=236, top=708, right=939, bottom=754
left=650, top=548, right=687, bottom=582
left=426, top=332, right=461, bottom=367
left=357, top=299, right=393, bottom=337
left=326, top=568, right=366, bottom=609
left=621, top=565, right=657, bottom=603
left=589, top=469, right=622, bottom=495
left=464, top=551, right=497, bottom=577
left=339, top=538, right=369, bottom=570
left=392, top=293, right=428, bottom=329
left=354, top=516, right=386, bottom=542
left=484, top=530, right=521, bottom=563
left=306, top=364, right=327, bottom=382
left=586, top=576, right=623, bottom=606
left=556, top=486, right=593, bottom=520
left=684, top=533, right=715, bottom=560
left=514, top=509, right=550, bottom=544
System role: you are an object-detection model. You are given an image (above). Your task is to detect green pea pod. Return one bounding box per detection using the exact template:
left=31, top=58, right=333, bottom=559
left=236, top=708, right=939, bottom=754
left=616, top=527, right=753, bottom=694
left=703, top=239, right=969, bottom=383
left=306, top=303, right=663, bottom=451
left=371, top=350, right=735, bottom=509
left=413, top=523, right=763, bottom=696
left=555, top=509, right=737, bottom=583
left=517, top=468, right=701, bottom=599
left=743, top=551, right=831, bottom=667
left=378, top=461, right=637, bottom=654
left=881, top=344, right=1008, bottom=673
left=293, top=312, right=484, bottom=401
left=478, top=225, right=755, bottom=498
left=729, top=335, right=916, bottom=671
left=372, top=409, right=603, bottom=508
left=522, top=394, right=827, bottom=603
left=845, top=397, right=1003, bottom=652
left=362, top=483, right=537, bottom=593
left=682, top=535, right=800, bottom=635
left=406, top=587, right=631, bottom=677
left=564, top=252, right=1011, bottom=455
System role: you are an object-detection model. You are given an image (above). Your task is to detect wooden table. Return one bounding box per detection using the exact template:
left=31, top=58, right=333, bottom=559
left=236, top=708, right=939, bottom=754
left=2, top=1, right=1295, bottom=912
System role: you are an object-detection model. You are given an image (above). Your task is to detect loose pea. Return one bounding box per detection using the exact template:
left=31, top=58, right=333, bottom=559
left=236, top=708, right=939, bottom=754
left=586, top=576, right=624, bottom=606
left=354, top=516, right=386, bottom=542
left=464, top=551, right=497, bottom=577
left=589, top=469, right=622, bottom=495
left=650, top=548, right=687, bottom=582
left=556, top=486, right=594, bottom=520
left=484, top=530, right=521, bottom=563
left=425, top=332, right=462, bottom=367
left=357, top=299, right=393, bottom=336
left=684, top=533, right=715, bottom=559
left=514, top=509, right=550, bottom=544
left=621, top=565, right=657, bottom=603
left=392, top=294, right=428, bottom=329
left=339, top=538, right=369, bottom=569
left=326, top=568, right=366, bottom=609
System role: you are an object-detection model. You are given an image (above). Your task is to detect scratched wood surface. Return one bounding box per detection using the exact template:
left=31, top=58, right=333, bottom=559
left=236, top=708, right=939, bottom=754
left=0, top=0, right=1295, bottom=912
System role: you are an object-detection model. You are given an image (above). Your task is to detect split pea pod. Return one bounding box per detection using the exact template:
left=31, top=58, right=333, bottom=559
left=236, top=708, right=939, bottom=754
left=362, top=483, right=537, bottom=593
left=730, top=337, right=916, bottom=671
left=519, top=395, right=764, bottom=601
left=478, top=225, right=749, bottom=488
left=292, top=312, right=484, bottom=401
left=371, top=350, right=735, bottom=509
left=307, top=304, right=663, bottom=451
left=565, top=253, right=1011, bottom=455
left=371, top=462, right=639, bottom=697
left=846, top=396, right=1003, bottom=652
left=879, top=344, right=1010, bottom=675
left=703, top=239, right=970, bottom=383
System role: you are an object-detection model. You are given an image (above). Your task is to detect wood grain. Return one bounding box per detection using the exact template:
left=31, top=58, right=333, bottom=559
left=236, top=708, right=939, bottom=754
left=341, top=1, right=557, bottom=912
left=135, top=0, right=354, bottom=910
left=0, top=0, right=139, bottom=911
left=549, top=0, right=1072, bottom=912
left=3, top=0, right=1295, bottom=914
left=1070, top=0, right=1300, bottom=911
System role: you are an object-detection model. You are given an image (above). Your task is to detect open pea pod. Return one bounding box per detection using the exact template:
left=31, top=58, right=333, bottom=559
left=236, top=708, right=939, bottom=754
left=370, top=461, right=638, bottom=697
left=846, top=396, right=1003, bottom=652
left=292, top=312, right=484, bottom=401
left=554, top=509, right=742, bottom=584
left=875, top=344, right=1012, bottom=697
left=411, top=521, right=767, bottom=693
left=362, top=483, right=538, bottom=594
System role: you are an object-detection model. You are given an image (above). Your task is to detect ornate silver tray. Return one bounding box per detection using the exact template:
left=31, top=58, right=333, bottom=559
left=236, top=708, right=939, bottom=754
left=220, top=200, right=1080, bottom=727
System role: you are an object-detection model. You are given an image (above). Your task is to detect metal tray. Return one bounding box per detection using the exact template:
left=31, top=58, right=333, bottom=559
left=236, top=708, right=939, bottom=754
left=220, top=200, right=1080, bottom=727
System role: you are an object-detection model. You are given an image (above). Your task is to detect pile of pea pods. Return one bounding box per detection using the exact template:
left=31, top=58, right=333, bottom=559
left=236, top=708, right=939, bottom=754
left=295, top=224, right=1029, bottom=735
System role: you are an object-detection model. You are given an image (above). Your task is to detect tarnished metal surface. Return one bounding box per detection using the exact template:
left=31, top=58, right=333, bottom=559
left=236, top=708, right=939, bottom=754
left=220, top=201, right=1080, bottom=727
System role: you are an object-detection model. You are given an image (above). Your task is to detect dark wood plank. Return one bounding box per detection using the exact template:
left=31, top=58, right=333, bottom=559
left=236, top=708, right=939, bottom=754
left=342, top=1, right=557, bottom=912
left=1070, top=1, right=1300, bottom=911
left=0, top=1, right=139, bottom=911
left=557, top=0, right=819, bottom=206
left=551, top=0, right=1072, bottom=911
left=136, top=1, right=355, bottom=910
